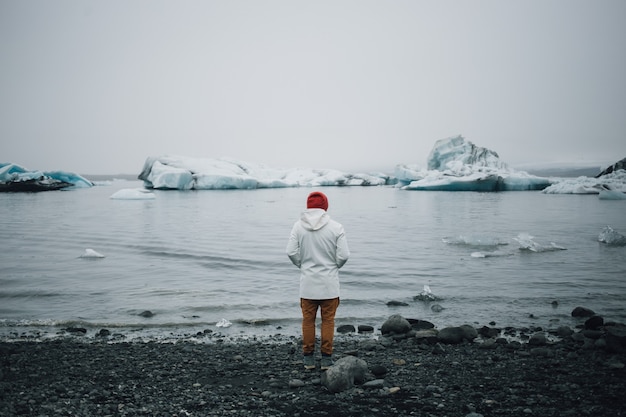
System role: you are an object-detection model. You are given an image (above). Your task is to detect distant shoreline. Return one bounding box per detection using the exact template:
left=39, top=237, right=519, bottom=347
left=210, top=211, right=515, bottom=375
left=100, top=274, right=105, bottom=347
left=82, top=165, right=603, bottom=183
left=83, top=173, right=139, bottom=181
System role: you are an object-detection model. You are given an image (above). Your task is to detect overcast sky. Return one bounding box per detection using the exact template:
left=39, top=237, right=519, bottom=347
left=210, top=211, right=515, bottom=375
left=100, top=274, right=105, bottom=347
left=1, top=1, right=625, bottom=175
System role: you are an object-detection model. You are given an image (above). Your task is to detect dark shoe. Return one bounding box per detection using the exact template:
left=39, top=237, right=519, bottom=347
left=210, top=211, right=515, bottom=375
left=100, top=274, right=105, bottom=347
left=320, top=355, right=333, bottom=370
left=303, top=354, right=315, bottom=370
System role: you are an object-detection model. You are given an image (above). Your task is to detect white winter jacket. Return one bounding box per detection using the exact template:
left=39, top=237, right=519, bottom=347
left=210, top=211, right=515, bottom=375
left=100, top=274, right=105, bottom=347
left=286, top=208, right=350, bottom=300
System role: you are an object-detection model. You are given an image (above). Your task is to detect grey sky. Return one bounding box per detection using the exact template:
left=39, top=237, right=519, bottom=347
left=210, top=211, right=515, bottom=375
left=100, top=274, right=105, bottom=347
left=1, top=0, right=625, bottom=175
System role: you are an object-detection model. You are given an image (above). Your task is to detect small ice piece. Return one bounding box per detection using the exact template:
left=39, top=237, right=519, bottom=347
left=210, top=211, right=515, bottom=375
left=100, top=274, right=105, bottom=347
left=216, top=318, right=232, bottom=328
left=110, top=188, right=156, bottom=200
left=471, top=252, right=486, bottom=258
left=598, top=185, right=626, bottom=200
left=598, top=226, right=626, bottom=245
left=80, top=248, right=105, bottom=258
left=513, top=233, right=566, bottom=252
left=413, top=284, right=441, bottom=301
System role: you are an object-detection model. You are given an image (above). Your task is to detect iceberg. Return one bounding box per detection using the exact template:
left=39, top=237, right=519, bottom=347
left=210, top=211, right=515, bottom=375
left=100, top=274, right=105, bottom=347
left=138, top=155, right=393, bottom=190
left=396, top=136, right=552, bottom=191
left=0, top=163, right=92, bottom=192
left=542, top=169, right=626, bottom=195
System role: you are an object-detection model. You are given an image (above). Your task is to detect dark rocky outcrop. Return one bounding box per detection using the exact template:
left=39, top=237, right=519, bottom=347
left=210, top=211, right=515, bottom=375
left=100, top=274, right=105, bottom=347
left=571, top=306, right=595, bottom=317
left=0, top=177, right=74, bottom=192
left=380, top=314, right=412, bottom=335
left=596, top=157, right=626, bottom=177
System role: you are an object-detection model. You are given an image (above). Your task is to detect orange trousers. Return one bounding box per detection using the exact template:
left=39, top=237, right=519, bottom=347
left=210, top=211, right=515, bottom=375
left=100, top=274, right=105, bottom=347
left=300, top=297, right=340, bottom=356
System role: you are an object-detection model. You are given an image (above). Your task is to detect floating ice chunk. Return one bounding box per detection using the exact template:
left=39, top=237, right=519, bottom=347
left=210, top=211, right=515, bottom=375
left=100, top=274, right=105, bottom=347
left=443, top=235, right=508, bottom=247
left=216, top=318, right=232, bottom=328
left=513, top=233, right=566, bottom=252
left=413, top=284, right=441, bottom=301
left=471, top=252, right=486, bottom=258
left=598, top=226, right=626, bottom=245
left=598, top=184, right=626, bottom=200
left=110, top=188, right=156, bottom=200
left=542, top=170, right=626, bottom=195
left=80, top=248, right=105, bottom=258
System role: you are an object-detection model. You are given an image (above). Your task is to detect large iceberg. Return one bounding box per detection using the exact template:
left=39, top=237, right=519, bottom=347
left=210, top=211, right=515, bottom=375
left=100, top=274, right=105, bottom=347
left=138, top=156, right=393, bottom=190
left=0, top=163, right=93, bottom=192
left=395, top=136, right=552, bottom=191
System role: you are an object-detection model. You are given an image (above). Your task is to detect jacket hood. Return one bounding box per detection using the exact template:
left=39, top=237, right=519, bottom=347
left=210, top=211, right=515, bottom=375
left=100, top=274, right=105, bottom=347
left=300, top=208, right=330, bottom=231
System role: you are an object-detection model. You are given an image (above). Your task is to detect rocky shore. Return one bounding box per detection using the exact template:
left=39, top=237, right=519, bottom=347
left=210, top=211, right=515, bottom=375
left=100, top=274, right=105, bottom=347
left=1, top=310, right=625, bottom=417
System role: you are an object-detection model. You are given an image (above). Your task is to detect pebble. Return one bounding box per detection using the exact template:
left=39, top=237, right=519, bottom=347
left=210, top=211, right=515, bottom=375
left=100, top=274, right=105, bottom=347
left=289, top=379, right=305, bottom=388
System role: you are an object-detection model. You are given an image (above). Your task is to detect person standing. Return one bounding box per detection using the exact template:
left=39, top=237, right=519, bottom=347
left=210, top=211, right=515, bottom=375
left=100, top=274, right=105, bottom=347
left=286, top=191, right=350, bottom=370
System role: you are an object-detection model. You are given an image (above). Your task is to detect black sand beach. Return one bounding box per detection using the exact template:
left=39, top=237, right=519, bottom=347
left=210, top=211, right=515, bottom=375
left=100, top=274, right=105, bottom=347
left=1, top=318, right=625, bottom=417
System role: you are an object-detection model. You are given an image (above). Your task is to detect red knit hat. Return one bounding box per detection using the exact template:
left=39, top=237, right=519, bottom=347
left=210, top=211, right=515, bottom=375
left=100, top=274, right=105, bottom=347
left=306, top=191, right=328, bottom=211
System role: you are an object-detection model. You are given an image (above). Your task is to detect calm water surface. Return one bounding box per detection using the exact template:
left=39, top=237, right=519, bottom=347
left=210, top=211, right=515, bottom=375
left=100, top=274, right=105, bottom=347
left=1, top=181, right=625, bottom=341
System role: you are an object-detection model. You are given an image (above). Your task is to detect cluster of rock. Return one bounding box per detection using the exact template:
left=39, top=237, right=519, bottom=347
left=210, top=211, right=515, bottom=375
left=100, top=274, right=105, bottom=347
left=320, top=308, right=626, bottom=394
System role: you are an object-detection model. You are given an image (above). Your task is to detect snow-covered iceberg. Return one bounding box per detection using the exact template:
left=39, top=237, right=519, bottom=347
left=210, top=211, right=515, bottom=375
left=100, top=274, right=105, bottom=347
left=0, top=163, right=93, bottom=192
left=138, top=156, right=393, bottom=190
left=396, top=136, right=552, bottom=191
left=542, top=168, right=626, bottom=195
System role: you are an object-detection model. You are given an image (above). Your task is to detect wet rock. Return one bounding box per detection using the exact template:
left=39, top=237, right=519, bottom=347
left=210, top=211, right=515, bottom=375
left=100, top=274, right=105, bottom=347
left=337, top=324, right=356, bottom=334
left=138, top=310, right=154, bottom=318
left=64, top=327, right=87, bottom=335
left=386, top=300, right=409, bottom=306
left=320, top=356, right=368, bottom=393
left=478, top=326, right=501, bottom=338
left=358, top=325, right=374, bottom=334
left=584, top=315, right=604, bottom=330
left=571, top=306, right=595, bottom=317
left=407, top=318, right=435, bottom=330
left=431, top=304, right=444, bottom=312
left=438, top=325, right=477, bottom=344
left=414, top=329, right=438, bottom=344
left=381, top=315, right=411, bottom=335
left=557, top=326, right=574, bottom=338
left=438, top=327, right=465, bottom=344
left=460, top=324, right=478, bottom=341
left=528, top=332, right=547, bottom=346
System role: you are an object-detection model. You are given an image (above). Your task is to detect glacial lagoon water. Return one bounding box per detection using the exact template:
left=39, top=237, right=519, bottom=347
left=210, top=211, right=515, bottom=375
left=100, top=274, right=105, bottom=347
left=1, top=180, right=625, bottom=341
